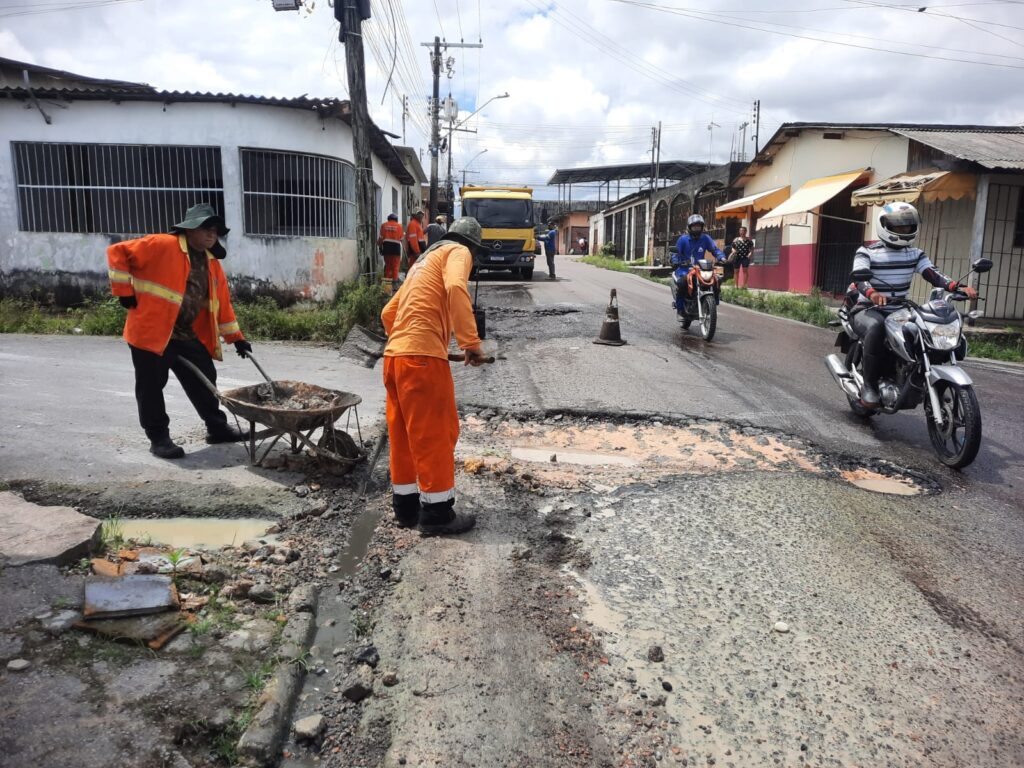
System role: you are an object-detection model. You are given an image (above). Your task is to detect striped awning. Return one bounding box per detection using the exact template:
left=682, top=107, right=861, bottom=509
left=714, top=186, right=790, bottom=219
left=851, top=169, right=976, bottom=207
left=757, top=169, right=868, bottom=229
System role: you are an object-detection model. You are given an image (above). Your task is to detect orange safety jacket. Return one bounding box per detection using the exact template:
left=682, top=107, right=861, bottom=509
left=107, top=233, right=245, bottom=360
left=378, top=219, right=405, bottom=247
left=406, top=218, right=426, bottom=256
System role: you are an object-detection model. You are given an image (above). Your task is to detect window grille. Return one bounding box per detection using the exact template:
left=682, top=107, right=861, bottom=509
left=12, top=142, right=224, bottom=235
left=240, top=148, right=355, bottom=238
left=754, top=225, right=782, bottom=266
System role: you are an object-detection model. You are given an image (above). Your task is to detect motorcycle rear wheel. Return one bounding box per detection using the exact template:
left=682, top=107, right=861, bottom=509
left=699, top=295, right=717, bottom=341
left=926, top=382, right=981, bottom=469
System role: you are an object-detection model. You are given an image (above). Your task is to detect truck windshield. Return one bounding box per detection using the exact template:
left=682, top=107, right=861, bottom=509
left=463, top=198, right=533, bottom=228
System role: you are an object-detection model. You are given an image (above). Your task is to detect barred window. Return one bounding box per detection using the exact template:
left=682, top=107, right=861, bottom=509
left=754, top=225, right=782, bottom=266
left=13, top=142, right=224, bottom=235
left=240, top=148, right=355, bottom=238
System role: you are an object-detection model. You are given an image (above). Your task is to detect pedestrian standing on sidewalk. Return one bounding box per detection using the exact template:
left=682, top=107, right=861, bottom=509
left=731, top=226, right=754, bottom=288
left=381, top=217, right=489, bottom=535
left=378, top=213, right=404, bottom=288
left=106, top=203, right=251, bottom=459
left=405, top=210, right=427, bottom=268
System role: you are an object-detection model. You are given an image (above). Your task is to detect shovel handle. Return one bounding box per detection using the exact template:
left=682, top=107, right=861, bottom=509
left=447, top=353, right=496, bottom=364
left=243, top=352, right=274, bottom=384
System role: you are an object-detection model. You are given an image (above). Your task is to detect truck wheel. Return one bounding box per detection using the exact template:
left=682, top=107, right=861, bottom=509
left=522, top=268, right=534, bottom=281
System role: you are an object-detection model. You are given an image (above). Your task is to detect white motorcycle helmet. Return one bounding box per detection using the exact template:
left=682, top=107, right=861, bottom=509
left=877, top=201, right=920, bottom=247
left=687, top=213, right=705, bottom=237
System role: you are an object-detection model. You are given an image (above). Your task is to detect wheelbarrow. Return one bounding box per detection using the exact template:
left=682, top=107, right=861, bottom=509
left=178, top=354, right=365, bottom=470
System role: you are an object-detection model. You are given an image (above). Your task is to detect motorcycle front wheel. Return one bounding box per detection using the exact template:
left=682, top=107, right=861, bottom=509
left=699, top=294, right=717, bottom=341
left=926, top=381, right=982, bottom=469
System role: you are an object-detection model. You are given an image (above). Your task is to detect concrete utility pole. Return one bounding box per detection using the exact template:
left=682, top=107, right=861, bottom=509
left=338, top=0, right=376, bottom=279
left=420, top=38, right=483, bottom=220
left=752, top=99, right=761, bottom=155
left=647, top=121, right=661, bottom=264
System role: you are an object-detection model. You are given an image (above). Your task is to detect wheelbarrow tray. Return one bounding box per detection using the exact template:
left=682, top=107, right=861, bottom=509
left=220, top=380, right=361, bottom=432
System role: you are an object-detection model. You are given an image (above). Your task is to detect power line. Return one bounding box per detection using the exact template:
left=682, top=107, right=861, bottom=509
left=606, top=0, right=1024, bottom=69
left=0, top=0, right=139, bottom=18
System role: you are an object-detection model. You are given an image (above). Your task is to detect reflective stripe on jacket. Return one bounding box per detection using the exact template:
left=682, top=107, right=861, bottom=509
left=107, top=233, right=245, bottom=360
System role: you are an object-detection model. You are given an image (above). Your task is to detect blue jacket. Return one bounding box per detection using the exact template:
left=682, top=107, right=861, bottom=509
left=672, top=233, right=724, bottom=270
left=542, top=229, right=558, bottom=254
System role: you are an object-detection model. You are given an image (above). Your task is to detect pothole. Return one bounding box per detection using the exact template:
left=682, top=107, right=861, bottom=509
left=119, top=517, right=276, bottom=549
left=840, top=469, right=922, bottom=496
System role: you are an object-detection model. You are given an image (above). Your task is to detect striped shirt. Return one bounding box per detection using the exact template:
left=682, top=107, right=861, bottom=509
left=852, top=242, right=945, bottom=304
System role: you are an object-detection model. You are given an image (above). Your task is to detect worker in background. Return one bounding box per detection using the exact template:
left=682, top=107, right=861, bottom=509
left=378, top=213, right=404, bottom=289
left=425, top=214, right=447, bottom=246
left=107, top=203, right=250, bottom=460
left=406, top=210, right=427, bottom=268
left=381, top=217, right=489, bottom=536
left=543, top=223, right=559, bottom=280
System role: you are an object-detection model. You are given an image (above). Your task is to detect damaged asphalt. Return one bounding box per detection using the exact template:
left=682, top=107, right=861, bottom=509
left=1, top=257, right=1022, bottom=767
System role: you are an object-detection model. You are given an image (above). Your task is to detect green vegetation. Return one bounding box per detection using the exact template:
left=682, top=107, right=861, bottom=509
left=99, top=514, right=125, bottom=553
left=578, top=254, right=633, bottom=274
left=968, top=335, right=1024, bottom=364
left=0, top=278, right=387, bottom=342
left=720, top=286, right=836, bottom=328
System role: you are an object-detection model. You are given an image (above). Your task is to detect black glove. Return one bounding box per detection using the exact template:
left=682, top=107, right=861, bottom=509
left=234, top=340, right=253, bottom=358
left=118, top=295, right=137, bottom=310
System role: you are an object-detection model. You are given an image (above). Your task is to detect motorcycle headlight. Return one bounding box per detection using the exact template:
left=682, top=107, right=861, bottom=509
left=700, top=270, right=713, bottom=280
left=924, top=317, right=961, bottom=350
left=883, top=308, right=912, bottom=334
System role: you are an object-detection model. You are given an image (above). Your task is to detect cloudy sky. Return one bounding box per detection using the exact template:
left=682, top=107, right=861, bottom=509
left=2, top=0, right=1023, bottom=197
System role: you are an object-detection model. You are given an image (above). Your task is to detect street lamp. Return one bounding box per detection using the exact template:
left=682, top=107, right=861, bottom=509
left=460, top=149, right=489, bottom=191
left=446, top=93, right=509, bottom=208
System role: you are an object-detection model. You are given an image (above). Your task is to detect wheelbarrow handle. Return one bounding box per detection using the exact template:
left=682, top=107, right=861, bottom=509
left=243, top=352, right=274, bottom=384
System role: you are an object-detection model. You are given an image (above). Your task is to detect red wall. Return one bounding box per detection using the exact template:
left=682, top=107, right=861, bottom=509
left=748, top=243, right=816, bottom=293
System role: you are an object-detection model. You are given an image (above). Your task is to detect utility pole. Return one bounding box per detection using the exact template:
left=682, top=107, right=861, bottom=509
left=401, top=94, right=408, bottom=144
left=337, top=0, right=376, bottom=280
left=752, top=99, right=761, bottom=155
left=420, top=38, right=483, bottom=220
left=647, top=121, right=661, bottom=264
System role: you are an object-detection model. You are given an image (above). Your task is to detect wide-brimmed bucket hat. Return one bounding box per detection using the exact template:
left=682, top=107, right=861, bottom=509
left=171, top=203, right=229, bottom=258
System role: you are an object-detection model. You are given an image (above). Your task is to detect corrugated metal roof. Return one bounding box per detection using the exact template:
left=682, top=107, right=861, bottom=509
left=892, top=128, right=1024, bottom=170
left=548, top=161, right=707, bottom=185
left=0, top=85, right=414, bottom=184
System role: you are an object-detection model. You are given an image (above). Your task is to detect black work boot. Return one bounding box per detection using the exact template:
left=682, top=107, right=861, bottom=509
left=206, top=423, right=250, bottom=444
left=419, top=499, right=476, bottom=537
left=392, top=492, right=421, bottom=529
left=150, top=435, right=185, bottom=459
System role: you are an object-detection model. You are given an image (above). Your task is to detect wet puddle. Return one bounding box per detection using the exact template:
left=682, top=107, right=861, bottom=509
left=840, top=469, right=922, bottom=496
left=120, top=517, right=275, bottom=550
left=511, top=446, right=639, bottom=467
left=281, top=505, right=383, bottom=768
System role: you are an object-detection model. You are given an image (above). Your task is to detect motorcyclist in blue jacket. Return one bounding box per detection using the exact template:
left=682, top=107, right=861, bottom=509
left=672, top=214, right=725, bottom=315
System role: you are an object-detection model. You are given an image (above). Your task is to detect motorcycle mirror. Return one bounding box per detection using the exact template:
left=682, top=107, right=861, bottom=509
left=968, top=310, right=984, bottom=319
left=669, top=246, right=679, bottom=254
left=851, top=268, right=873, bottom=282
left=972, top=257, right=993, bottom=274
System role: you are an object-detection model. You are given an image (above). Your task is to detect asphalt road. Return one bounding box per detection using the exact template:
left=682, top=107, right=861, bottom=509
left=463, top=256, right=1024, bottom=510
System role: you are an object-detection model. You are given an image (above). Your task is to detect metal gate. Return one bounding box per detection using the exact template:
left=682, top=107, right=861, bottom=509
left=815, top=191, right=866, bottom=295
left=980, top=182, right=1024, bottom=321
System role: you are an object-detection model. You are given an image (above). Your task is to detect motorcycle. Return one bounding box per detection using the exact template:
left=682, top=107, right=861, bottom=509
left=824, top=257, right=992, bottom=469
left=670, top=249, right=721, bottom=341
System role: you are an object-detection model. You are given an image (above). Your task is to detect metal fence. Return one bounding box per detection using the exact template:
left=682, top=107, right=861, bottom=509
left=980, top=182, right=1024, bottom=321
left=13, top=142, right=224, bottom=235
left=240, top=148, right=356, bottom=238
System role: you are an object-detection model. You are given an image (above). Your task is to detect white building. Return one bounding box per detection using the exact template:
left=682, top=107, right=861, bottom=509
left=0, top=57, right=417, bottom=304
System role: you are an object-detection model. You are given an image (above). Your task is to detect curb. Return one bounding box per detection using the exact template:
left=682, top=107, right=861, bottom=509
left=236, top=584, right=320, bottom=767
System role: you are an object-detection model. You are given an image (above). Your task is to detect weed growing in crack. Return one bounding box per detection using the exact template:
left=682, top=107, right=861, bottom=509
left=100, top=514, right=125, bottom=553
left=241, top=660, right=276, bottom=693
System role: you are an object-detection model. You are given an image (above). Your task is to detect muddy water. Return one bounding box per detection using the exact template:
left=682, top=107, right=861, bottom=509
left=840, top=469, right=922, bottom=496
left=511, top=446, right=639, bottom=467
left=120, top=517, right=275, bottom=549
left=280, top=505, right=383, bottom=768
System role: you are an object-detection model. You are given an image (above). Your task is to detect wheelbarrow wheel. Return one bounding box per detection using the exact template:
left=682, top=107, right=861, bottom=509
left=316, top=429, right=361, bottom=476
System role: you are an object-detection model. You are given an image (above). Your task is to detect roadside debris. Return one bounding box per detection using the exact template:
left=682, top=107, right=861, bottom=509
left=83, top=575, right=179, bottom=619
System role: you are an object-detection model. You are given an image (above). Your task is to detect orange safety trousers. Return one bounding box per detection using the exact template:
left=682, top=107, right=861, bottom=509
left=383, top=355, right=459, bottom=502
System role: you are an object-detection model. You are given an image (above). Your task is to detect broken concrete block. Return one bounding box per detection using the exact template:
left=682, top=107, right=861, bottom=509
left=83, top=575, right=178, bottom=619
left=287, top=584, right=318, bottom=614
left=40, top=610, right=81, bottom=635
left=293, top=714, right=325, bottom=741
left=0, top=491, right=100, bottom=567
left=6, top=658, right=31, bottom=672
left=342, top=664, right=374, bottom=702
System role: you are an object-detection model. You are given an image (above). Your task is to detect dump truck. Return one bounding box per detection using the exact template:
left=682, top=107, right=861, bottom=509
left=460, top=185, right=537, bottom=279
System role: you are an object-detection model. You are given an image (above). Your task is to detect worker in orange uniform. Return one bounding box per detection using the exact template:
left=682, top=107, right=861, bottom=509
left=107, top=203, right=251, bottom=460
left=405, top=209, right=427, bottom=268
left=377, top=213, right=404, bottom=286
left=381, top=217, right=489, bottom=535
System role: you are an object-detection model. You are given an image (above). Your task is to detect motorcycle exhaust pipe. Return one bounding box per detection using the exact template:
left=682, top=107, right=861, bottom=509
left=825, top=354, right=861, bottom=399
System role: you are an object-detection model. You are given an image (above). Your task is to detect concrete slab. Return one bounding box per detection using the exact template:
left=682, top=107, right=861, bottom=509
left=0, top=491, right=100, bottom=567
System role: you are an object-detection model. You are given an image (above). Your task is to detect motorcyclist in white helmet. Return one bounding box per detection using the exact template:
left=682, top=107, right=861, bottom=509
left=849, top=201, right=977, bottom=409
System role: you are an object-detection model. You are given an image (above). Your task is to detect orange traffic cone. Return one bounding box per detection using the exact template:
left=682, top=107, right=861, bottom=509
left=594, top=288, right=627, bottom=346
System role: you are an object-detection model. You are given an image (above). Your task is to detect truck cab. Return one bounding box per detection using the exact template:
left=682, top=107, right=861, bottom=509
left=460, top=185, right=537, bottom=279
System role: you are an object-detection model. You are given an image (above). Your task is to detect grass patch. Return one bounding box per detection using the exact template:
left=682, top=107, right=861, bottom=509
left=100, top=514, right=126, bottom=553
left=720, top=286, right=836, bottom=328
left=1, top=278, right=387, bottom=343
left=967, top=335, right=1024, bottom=363
left=578, top=255, right=634, bottom=274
